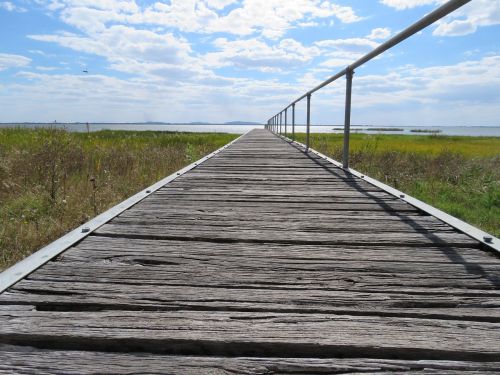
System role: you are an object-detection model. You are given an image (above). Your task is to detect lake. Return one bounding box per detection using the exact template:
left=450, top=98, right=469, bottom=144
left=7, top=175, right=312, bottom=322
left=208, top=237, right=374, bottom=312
left=1, top=123, right=499, bottom=137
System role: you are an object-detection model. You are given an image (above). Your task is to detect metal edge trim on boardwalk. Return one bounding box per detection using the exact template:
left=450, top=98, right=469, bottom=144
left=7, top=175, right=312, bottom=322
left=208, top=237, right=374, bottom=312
left=276, top=132, right=500, bottom=254
left=0, top=130, right=251, bottom=294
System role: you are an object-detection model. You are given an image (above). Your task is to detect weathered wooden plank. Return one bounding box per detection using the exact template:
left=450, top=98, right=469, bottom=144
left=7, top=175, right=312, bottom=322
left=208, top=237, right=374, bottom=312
left=5, top=280, right=500, bottom=322
left=93, top=224, right=475, bottom=247
left=145, top=196, right=405, bottom=206
left=1, top=308, right=499, bottom=361
left=60, top=237, right=500, bottom=265
left=120, top=207, right=431, bottom=219
left=115, top=214, right=459, bottom=236
left=107, top=217, right=456, bottom=234
left=142, top=192, right=410, bottom=203
left=124, top=206, right=424, bottom=220
left=28, top=267, right=498, bottom=292
left=48, top=249, right=500, bottom=277
left=1, top=346, right=499, bottom=374
left=159, top=190, right=393, bottom=200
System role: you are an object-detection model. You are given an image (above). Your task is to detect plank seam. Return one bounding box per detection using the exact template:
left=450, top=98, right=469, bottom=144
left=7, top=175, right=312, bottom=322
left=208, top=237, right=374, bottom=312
left=89, top=232, right=475, bottom=248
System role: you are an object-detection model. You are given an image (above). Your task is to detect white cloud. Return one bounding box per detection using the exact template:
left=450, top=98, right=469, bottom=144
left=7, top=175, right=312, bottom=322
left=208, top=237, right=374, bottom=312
left=27, top=22, right=219, bottom=85
left=345, top=55, right=500, bottom=126
left=319, top=56, right=355, bottom=69
left=283, top=54, right=500, bottom=126
left=29, top=25, right=194, bottom=67
left=0, top=1, right=27, bottom=12
left=52, top=0, right=138, bottom=12
left=434, top=0, right=500, bottom=36
left=39, top=0, right=361, bottom=39
left=315, top=38, right=380, bottom=68
left=434, top=19, right=476, bottom=36
left=205, top=0, right=361, bottom=39
left=297, top=21, right=319, bottom=28
left=352, top=55, right=500, bottom=108
left=380, top=0, right=500, bottom=36
left=36, top=66, right=63, bottom=71
left=205, top=37, right=320, bottom=72
left=29, top=49, right=49, bottom=56
left=367, top=27, right=391, bottom=40
left=204, top=0, right=238, bottom=10
left=1, top=53, right=499, bottom=126
left=0, top=53, right=31, bottom=71
left=379, top=0, right=438, bottom=10
left=316, top=38, right=379, bottom=50
left=26, top=0, right=363, bottom=87
left=0, top=69, right=292, bottom=122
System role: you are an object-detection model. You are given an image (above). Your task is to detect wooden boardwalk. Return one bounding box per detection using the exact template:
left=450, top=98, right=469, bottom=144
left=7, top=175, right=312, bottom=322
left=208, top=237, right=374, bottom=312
left=1, top=129, right=499, bottom=373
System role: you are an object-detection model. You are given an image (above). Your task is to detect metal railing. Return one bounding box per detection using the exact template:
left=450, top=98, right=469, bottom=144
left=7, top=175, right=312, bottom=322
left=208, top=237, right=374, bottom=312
left=265, top=0, right=471, bottom=168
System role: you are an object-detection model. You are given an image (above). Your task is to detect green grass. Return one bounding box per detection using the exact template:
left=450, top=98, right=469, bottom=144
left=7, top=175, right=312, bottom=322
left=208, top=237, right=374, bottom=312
left=0, top=128, right=238, bottom=271
left=294, top=133, right=500, bottom=237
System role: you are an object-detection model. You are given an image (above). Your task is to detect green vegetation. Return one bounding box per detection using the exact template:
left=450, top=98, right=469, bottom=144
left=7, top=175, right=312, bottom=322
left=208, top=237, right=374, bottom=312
left=410, top=129, right=442, bottom=133
left=0, top=128, right=237, bottom=271
left=367, top=128, right=404, bottom=132
left=294, top=133, right=500, bottom=237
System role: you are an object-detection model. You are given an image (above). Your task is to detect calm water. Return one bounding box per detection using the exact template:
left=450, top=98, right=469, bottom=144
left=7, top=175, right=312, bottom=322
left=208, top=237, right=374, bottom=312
left=1, top=123, right=500, bottom=137
left=296, top=125, right=500, bottom=137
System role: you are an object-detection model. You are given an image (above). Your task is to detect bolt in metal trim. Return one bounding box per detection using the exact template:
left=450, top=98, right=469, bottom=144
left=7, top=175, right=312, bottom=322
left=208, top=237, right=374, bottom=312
left=0, top=130, right=251, bottom=294
left=278, top=133, right=500, bottom=254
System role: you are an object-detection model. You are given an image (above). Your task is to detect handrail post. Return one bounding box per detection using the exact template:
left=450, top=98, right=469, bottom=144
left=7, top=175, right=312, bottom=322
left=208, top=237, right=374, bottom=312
left=279, top=112, right=282, bottom=135
left=342, top=67, right=354, bottom=169
left=284, top=108, right=287, bottom=137
left=292, top=103, right=295, bottom=141
left=306, top=93, right=311, bottom=152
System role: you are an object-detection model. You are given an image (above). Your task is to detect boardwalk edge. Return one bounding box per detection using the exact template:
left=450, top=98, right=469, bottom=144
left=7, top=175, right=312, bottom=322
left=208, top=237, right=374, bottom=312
left=276, top=132, right=500, bottom=254
left=0, top=130, right=251, bottom=293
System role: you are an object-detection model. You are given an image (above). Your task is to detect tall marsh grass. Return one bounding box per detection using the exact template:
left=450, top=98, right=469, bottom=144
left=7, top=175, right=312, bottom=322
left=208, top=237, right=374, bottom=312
left=0, top=128, right=237, bottom=271
left=295, top=133, right=500, bottom=238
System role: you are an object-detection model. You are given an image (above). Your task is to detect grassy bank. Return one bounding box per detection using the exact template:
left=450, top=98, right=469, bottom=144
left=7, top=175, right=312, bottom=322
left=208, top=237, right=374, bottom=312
left=0, top=128, right=238, bottom=271
left=294, top=133, right=500, bottom=237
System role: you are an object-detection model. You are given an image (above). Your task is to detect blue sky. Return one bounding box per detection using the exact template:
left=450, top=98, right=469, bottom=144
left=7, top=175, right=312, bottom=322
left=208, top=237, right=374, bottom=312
left=0, top=0, right=499, bottom=125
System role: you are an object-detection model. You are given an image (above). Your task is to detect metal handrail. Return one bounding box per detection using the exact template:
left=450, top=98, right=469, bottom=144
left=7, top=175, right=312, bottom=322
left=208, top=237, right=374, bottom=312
left=265, top=0, right=471, bottom=167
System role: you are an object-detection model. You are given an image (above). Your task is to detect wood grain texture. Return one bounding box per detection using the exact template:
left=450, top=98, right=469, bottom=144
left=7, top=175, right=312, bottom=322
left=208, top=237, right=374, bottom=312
left=1, top=307, right=500, bottom=360
left=2, top=346, right=499, bottom=375
left=0, top=129, right=499, bottom=373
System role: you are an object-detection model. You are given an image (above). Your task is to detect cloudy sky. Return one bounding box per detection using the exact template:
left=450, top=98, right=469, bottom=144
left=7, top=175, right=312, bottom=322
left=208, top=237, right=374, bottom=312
left=0, top=0, right=499, bottom=125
